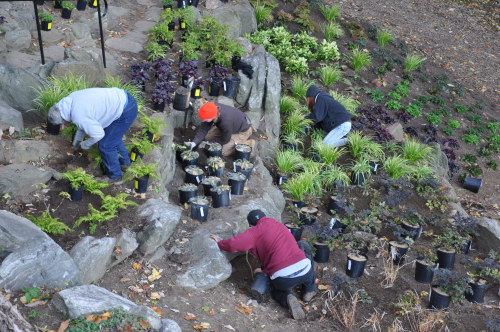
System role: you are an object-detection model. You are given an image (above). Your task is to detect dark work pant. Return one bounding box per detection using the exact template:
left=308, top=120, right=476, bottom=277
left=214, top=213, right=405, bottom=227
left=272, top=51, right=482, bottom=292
left=270, top=240, right=316, bottom=307
left=99, top=92, right=138, bottom=179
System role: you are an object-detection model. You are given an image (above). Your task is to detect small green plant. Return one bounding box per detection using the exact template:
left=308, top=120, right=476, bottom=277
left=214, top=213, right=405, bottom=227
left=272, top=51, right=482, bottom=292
left=462, top=133, right=480, bottom=145
left=349, top=47, right=372, bottom=71
left=405, top=102, right=423, bottom=118
left=145, top=41, right=167, bottom=61
left=74, top=203, right=116, bottom=234
left=62, top=168, right=99, bottom=190
left=67, top=309, right=151, bottom=331
left=291, top=76, right=312, bottom=101
left=100, top=193, right=138, bottom=215
left=281, top=172, right=320, bottom=202
left=462, top=154, right=477, bottom=163
left=281, top=108, right=313, bottom=136
left=329, top=90, right=360, bottom=115
left=347, top=131, right=372, bottom=159
left=404, top=53, right=426, bottom=71
left=61, top=123, right=78, bottom=141
left=385, top=99, right=403, bottom=111
left=281, top=133, right=304, bottom=151
left=319, top=65, right=342, bottom=86
left=376, top=29, right=394, bottom=47
left=321, top=165, right=350, bottom=188
left=369, top=89, right=385, bottom=103
left=251, top=0, right=276, bottom=25
left=394, top=80, right=410, bottom=97
left=322, top=22, right=344, bottom=40
left=39, top=12, right=53, bottom=22
left=486, top=121, right=499, bottom=134
left=455, top=104, right=469, bottom=114
left=427, top=113, right=442, bottom=126
left=433, top=230, right=466, bottom=252
left=61, top=1, right=74, bottom=10
left=27, top=309, right=41, bottom=319
left=468, top=114, right=482, bottom=124
left=126, top=136, right=155, bottom=156
left=350, top=158, right=372, bottom=184
left=383, top=155, right=411, bottom=179
left=401, top=138, right=433, bottom=164
left=466, top=164, right=482, bottom=177
left=487, top=160, right=498, bottom=170
left=447, top=120, right=460, bottom=129
left=21, top=287, right=41, bottom=303
left=138, top=110, right=166, bottom=140
left=27, top=210, right=71, bottom=235
left=280, top=95, right=301, bottom=115
left=123, top=159, right=160, bottom=181
left=319, top=4, right=341, bottom=22
left=312, top=140, right=346, bottom=164
left=276, top=149, right=304, bottom=175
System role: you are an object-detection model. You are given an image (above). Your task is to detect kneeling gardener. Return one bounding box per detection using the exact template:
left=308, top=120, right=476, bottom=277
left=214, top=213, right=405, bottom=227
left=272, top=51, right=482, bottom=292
left=210, top=210, right=317, bottom=320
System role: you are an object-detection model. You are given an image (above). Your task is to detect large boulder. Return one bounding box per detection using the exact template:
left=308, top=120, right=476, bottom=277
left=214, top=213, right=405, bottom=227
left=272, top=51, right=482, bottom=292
left=205, top=0, right=257, bottom=38
left=0, top=99, right=23, bottom=132
left=476, top=217, right=500, bottom=252
left=0, top=293, right=35, bottom=331
left=0, top=140, right=50, bottom=164
left=236, top=47, right=281, bottom=163
left=0, top=164, right=55, bottom=198
left=0, top=210, right=49, bottom=252
left=4, top=29, right=31, bottom=51
left=50, top=46, right=106, bottom=84
left=136, top=199, right=182, bottom=256
left=70, top=236, right=116, bottom=284
left=0, top=63, right=45, bottom=112
left=429, top=143, right=450, bottom=179
left=110, top=228, right=139, bottom=267
left=52, top=285, right=161, bottom=329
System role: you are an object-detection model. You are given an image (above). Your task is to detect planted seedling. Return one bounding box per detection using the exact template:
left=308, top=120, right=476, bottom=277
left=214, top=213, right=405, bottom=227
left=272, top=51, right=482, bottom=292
left=27, top=210, right=71, bottom=235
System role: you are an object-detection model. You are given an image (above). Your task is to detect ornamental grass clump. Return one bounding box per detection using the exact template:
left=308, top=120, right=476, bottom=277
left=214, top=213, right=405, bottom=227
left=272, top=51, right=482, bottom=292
left=404, top=53, right=426, bottom=72
left=251, top=0, right=276, bottom=25
left=376, top=29, right=394, bottom=47
left=104, top=74, right=144, bottom=108
left=349, top=47, right=372, bottom=71
left=329, top=90, right=360, bottom=115
left=280, top=95, right=301, bottom=115
left=312, top=140, right=346, bottom=164
left=383, top=155, right=411, bottom=179
left=282, top=172, right=321, bottom=202
left=322, top=22, right=344, bottom=40
left=291, top=76, right=312, bottom=101
left=281, top=108, right=313, bottom=137
left=347, top=131, right=372, bottom=159
left=319, top=65, right=343, bottom=87
left=276, top=149, right=304, bottom=174
left=321, top=165, right=350, bottom=188
left=402, top=138, right=433, bottom=164
left=319, top=4, right=341, bottom=22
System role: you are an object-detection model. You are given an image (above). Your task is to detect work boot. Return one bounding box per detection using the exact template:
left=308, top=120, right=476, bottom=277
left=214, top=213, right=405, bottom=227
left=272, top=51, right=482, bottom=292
left=303, top=291, right=317, bottom=302
left=286, top=294, right=305, bottom=320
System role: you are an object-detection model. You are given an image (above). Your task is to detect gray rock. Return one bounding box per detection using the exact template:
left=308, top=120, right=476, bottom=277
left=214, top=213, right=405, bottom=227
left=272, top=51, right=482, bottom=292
left=52, top=285, right=161, bottom=329
left=0, top=294, right=35, bottom=331
left=134, top=20, right=157, bottom=33
left=0, top=210, right=49, bottom=253
left=160, top=319, right=182, bottom=332
left=4, top=52, right=40, bottom=70
left=208, top=1, right=257, bottom=38
left=0, top=239, right=81, bottom=290
left=136, top=199, right=182, bottom=256
left=105, top=37, right=143, bottom=54
left=0, top=164, right=53, bottom=198
left=14, top=12, right=36, bottom=31
left=51, top=46, right=105, bottom=84
left=70, top=237, right=116, bottom=284
left=387, top=122, right=404, bottom=141
left=5, top=29, right=31, bottom=51
left=205, top=0, right=222, bottom=10
left=0, top=140, right=50, bottom=164
left=40, top=29, right=65, bottom=43
left=217, top=96, right=235, bottom=107
left=43, top=45, right=66, bottom=62
left=70, top=23, right=92, bottom=40
left=176, top=230, right=232, bottom=290
left=0, top=63, right=45, bottom=112
left=429, top=143, right=449, bottom=179
left=476, top=217, right=500, bottom=252
left=111, top=229, right=139, bottom=267
left=0, top=99, right=23, bottom=131
left=148, top=246, right=167, bottom=263
left=152, top=112, right=176, bottom=194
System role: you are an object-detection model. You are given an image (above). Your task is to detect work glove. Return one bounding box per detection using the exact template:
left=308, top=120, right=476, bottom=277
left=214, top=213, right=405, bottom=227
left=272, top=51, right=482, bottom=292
left=198, top=141, right=209, bottom=149
left=72, top=140, right=82, bottom=153
left=187, top=142, right=196, bottom=150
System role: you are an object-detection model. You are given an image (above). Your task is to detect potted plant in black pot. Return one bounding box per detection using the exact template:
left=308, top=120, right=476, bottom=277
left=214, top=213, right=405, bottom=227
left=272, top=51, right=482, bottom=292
left=451, top=212, right=478, bottom=254
left=414, top=248, right=438, bottom=284
left=123, top=159, right=160, bottom=194
left=344, top=232, right=372, bottom=278
left=201, top=176, right=221, bottom=196
left=61, top=1, right=74, bottom=19
left=204, top=142, right=222, bottom=158
left=61, top=168, right=93, bottom=202
left=138, top=110, right=166, bottom=143
left=432, top=230, right=467, bottom=270
left=349, top=157, right=372, bottom=186
left=227, top=172, right=247, bottom=195
left=178, top=59, right=199, bottom=88
left=396, top=208, right=424, bottom=240
left=207, top=156, right=224, bottom=177
left=126, top=136, right=155, bottom=162
left=178, top=183, right=198, bottom=206
left=429, top=268, right=471, bottom=309
left=189, top=195, right=209, bottom=222
left=464, top=251, right=499, bottom=303
left=275, top=149, right=303, bottom=185
left=285, top=218, right=304, bottom=242
left=76, top=0, right=87, bottom=11
left=130, top=61, right=151, bottom=92
left=148, top=22, right=175, bottom=47
left=151, top=80, right=174, bottom=112
left=181, top=150, right=199, bottom=169
left=162, top=0, right=174, bottom=10
left=39, top=12, right=53, bottom=31
left=208, top=64, right=229, bottom=97
left=184, top=165, right=204, bottom=185
left=303, top=223, right=342, bottom=263
left=234, top=159, right=253, bottom=180
left=210, top=184, right=231, bottom=208
left=54, top=0, right=63, bottom=9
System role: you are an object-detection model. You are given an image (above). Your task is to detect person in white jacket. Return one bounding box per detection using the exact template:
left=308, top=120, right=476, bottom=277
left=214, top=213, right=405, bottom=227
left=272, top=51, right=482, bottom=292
left=48, top=87, right=138, bottom=181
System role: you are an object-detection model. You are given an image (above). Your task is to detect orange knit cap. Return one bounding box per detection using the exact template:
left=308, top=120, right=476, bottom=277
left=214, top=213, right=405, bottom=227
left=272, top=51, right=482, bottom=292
left=198, top=102, right=218, bottom=120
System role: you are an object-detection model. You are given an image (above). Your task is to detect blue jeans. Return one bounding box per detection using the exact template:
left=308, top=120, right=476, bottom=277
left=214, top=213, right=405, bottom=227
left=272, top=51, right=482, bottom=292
left=99, top=92, right=138, bottom=179
left=270, top=241, right=316, bottom=307
left=323, top=121, right=352, bottom=147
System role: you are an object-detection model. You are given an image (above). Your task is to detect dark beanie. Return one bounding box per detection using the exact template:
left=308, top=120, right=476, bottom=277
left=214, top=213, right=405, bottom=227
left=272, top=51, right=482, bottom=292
left=306, top=85, right=321, bottom=98
left=247, top=209, right=266, bottom=226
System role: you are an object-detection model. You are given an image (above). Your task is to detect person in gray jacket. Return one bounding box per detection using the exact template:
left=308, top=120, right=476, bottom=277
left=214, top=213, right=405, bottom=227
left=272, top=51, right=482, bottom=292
left=48, top=87, right=138, bottom=181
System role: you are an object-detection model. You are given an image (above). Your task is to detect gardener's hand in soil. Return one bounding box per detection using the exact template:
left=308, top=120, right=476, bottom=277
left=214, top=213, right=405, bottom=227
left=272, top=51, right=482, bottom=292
left=210, top=235, right=221, bottom=242
left=254, top=267, right=262, bottom=274
left=72, top=140, right=82, bottom=153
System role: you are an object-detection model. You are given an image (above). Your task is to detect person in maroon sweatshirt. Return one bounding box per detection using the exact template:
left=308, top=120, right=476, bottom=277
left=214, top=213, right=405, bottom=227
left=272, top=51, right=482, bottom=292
left=210, top=210, right=317, bottom=320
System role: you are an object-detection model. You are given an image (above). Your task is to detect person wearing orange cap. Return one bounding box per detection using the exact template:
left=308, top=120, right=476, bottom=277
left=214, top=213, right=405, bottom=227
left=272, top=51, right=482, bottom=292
left=188, top=102, right=255, bottom=156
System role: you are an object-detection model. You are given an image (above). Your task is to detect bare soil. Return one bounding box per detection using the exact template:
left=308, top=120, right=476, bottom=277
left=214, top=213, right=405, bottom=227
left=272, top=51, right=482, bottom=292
left=0, top=0, right=499, bottom=331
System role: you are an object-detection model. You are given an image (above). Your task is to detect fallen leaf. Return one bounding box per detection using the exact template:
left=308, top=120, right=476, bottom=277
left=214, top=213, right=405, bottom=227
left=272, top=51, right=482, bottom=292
left=99, top=311, right=111, bottom=320
left=151, top=307, right=163, bottom=316
left=120, top=277, right=131, bottom=283
left=128, top=285, right=144, bottom=293
left=147, top=268, right=161, bottom=282
left=235, top=304, right=252, bottom=315
left=223, top=325, right=235, bottom=331
left=114, top=247, right=123, bottom=254
left=132, top=262, right=142, bottom=270
left=209, top=309, right=215, bottom=316
left=184, top=314, right=196, bottom=321
left=318, top=284, right=331, bottom=291
left=139, top=319, right=150, bottom=329
left=57, top=320, right=69, bottom=332
left=149, top=292, right=162, bottom=300
left=86, top=314, right=96, bottom=322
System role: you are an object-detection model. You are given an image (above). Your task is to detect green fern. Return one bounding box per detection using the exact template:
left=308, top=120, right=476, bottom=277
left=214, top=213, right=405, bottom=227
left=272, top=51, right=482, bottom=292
left=27, top=210, right=71, bottom=235
left=74, top=203, right=117, bottom=235
left=101, top=193, right=138, bottom=215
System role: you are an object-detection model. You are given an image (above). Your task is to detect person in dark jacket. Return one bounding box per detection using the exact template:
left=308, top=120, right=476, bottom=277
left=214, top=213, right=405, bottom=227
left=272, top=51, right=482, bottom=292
left=210, top=210, right=317, bottom=320
left=188, top=102, right=255, bottom=156
left=306, top=85, right=352, bottom=147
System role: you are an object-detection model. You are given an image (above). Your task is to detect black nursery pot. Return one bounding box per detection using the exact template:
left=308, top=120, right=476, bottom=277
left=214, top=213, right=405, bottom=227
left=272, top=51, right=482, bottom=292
left=299, top=207, right=318, bottom=226
left=401, top=222, right=422, bottom=240
left=234, top=144, right=252, bottom=160
left=177, top=0, right=187, bottom=9
left=210, top=187, right=230, bottom=208
left=414, top=260, right=436, bottom=284
left=429, top=287, right=451, bottom=309
left=346, top=253, right=367, bottom=278
left=437, top=248, right=456, bottom=270
left=463, top=176, right=483, bottom=193
left=388, top=241, right=409, bottom=265
left=208, top=84, right=221, bottom=97
left=461, top=237, right=472, bottom=254
left=351, top=172, right=368, bottom=185
left=285, top=223, right=303, bottom=241
left=327, top=195, right=342, bottom=216
left=228, top=177, right=245, bottom=195
left=235, top=165, right=253, bottom=180
left=223, top=76, right=241, bottom=99
left=130, top=148, right=144, bottom=162
left=54, top=0, right=62, bottom=9
left=276, top=173, right=288, bottom=186
left=292, top=200, right=305, bottom=209
left=36, top=0, right=45, bottom=5
left=329, top=217, right=347, bottom=232
left=250, top=272, right=271, bottom=303
left=184, top=166, right=204, bottom=185
left=76, top=0, right=87, bottom=10
left=69, top=185, right=83, bottom=202
left=207, top=166, right=224, bottom=178
left=167, top=21, right=175, bottom=31
left=179, top=187, right=198, bottom=205
left=189, top=0, right=199, bottom=7
left=181, top=75, right=191, bottom=88
left=46, top=121, right=60, bottom=135
left=153, top=102, right=165, bottom=112
left=181, top=156, right=199, bottom=169
left=134, top=176, right=149, bottom=193
left=369, top=160, right=379, bottom=174
left=204, top=147, right=222, bottom=158
left=465, top=278, right=487, bottom=303
left=173, top=91, right=189, bottom=111
left=61, top=8, right=72, bottom=19
left=202, top=178, right=221, bottom=196
left=189, top=197, right=209, bottom=222
left=313, top=242, right=330, bottom=263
